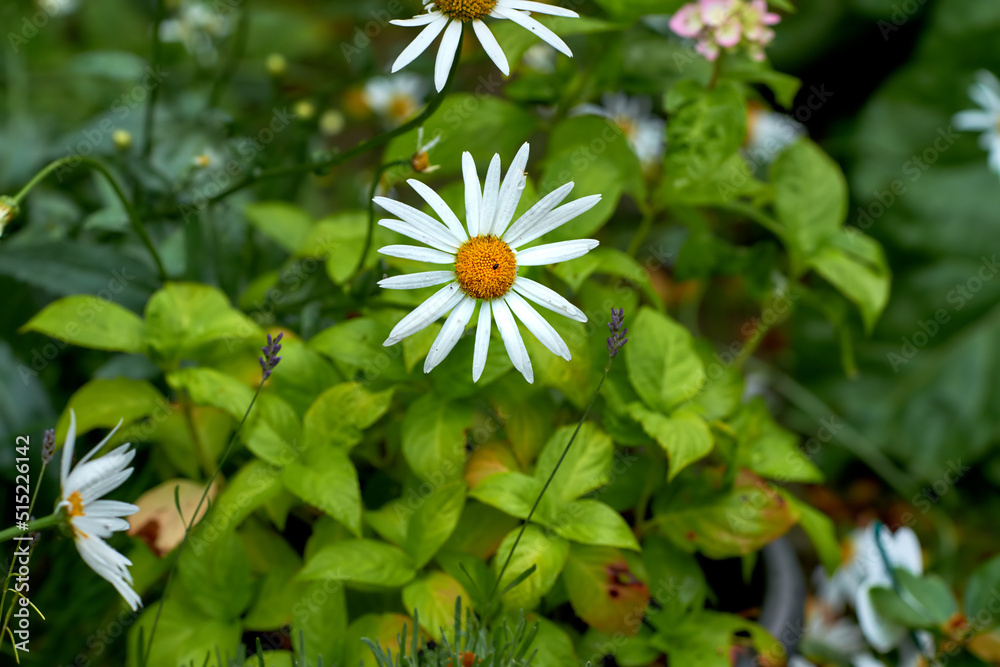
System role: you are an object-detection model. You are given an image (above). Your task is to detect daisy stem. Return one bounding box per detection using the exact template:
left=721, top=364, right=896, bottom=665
left=357, top=159, right=411, bottom=277
left=12, top=156, right=167, bottom=282
left=141, top=380, right=265, bottom=667
left=490, top=360, right=616, bottom=603
left=186, top=31, right=465, bottom=212
left=626, top=202, right=655, bottom=257
left=0, top=515, right=60, bottom=544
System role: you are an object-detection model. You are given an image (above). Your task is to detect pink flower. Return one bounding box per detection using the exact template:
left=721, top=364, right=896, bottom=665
left=669, top=4, right=703, bottom=38
left=700, top=0, right=739, bottom=26
left=715, top=15, right=743, bottom=47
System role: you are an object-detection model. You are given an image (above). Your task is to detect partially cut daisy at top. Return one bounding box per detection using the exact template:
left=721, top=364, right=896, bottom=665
left=376, top=142, right=601, bottom=383
left=58, top=410, right=142, bottom=611
left=953, top=70, right=1000, bottom=178
left=390, top=0, right=580, bottom=91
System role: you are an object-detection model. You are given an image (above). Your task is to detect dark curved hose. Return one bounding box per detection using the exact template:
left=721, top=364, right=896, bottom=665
left=737, top=537, right=807, bottom=666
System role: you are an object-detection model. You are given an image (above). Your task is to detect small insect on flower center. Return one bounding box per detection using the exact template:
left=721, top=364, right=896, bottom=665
left=67, top=490, right=86, bottom=517
left=434, top=0, right=498, bottom=22
left=454, top=235, right=517, bottom=300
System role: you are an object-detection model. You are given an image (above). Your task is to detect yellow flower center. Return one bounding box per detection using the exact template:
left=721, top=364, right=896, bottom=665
left=389, top=95, right=416, bottom=122
left=454, top=235, right=517, bottom=300
left=614, top=115, right=637, bottom=141
left=434, top=0, right=497, bottom=22
left=67, top=490, right=86, bottom=518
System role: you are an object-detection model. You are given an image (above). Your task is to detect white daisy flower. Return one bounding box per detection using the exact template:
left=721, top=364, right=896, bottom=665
left=38, top=0, right=79, bottom=16
left=574, top=93, right=666, bottom=167
left=744, top=103, right=804, bottom=164
left=853, top=524, right=923, bottom=653
left=363, top=74, right=428, bottom=127
left=953, top=70, right=1000, bottom=178
left=159, top=0, right=232, bottom=67
left=376, top=142, right=601, bottom=383
left=57, top=410, right=142, bottom=611
left=390, top=0, right=580, bottom=92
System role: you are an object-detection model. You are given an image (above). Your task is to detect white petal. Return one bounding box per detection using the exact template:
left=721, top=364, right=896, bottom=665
left=480, top=154, right=503, bottom=235
left=494, top=7, right=572, bottom=57
left=424, top=296, right=476, bottom=372
left=512, top=276, right=586, bottom=322
left=375, top=196, right=462, bottom=247
left=86, top=499, right=140, bottom=518
left=472, top=19, right=510, bottom=76
left=76, top=536, right=142, bottom=611
left=885, top=527, right=923, bottom=576
left=498, top=0, right=579, bottom=17
left=473, top=301, right=492, bottom=382
left=392, top=16, right=450, bottom=73
left=385, top=282, right=464, bottom=345
left=501, top=182, right=575, bottom=246
left=506, top=194, right=601, bottom=248
left=379, top=219, right=457, bottom=254
left=493, top=297, right=533, bottom=383
left=505, top=291, right=570, bottom=360
left=434, top=20, right=463, bottom=92
left=61, top=408, right=78, bottom=489
left=67, top=444, right=135, bottom=501
left=379, top=270, right=456, bottom=290
left=490, top=142, right=530, bottom=236
left=856, top=580, right=906, bottom=653
left=379, top=244, right=456, bottom=263
left=408, top=179, right=468, bottom=242
left=953, top=109, right=997, bottom=132
left=971, top=71, right=1000, bottom=111
left=516, top=239, right=598, bottom=265
left=463, top=152, right=483, bottom=237
left=79, top=467, right=134, bottom=505
left=391, top=13, right=443, bottom=27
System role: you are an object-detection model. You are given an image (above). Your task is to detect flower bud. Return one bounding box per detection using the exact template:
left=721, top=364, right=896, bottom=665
left=0, top=196, right=18, bottom=239
left=112, top=129, right=133, bottom=150
left=319, top=109, right=345, bottom=136
left=294, top=100, right=316, bottom=121
left=265, top=53, right=287, bottom=76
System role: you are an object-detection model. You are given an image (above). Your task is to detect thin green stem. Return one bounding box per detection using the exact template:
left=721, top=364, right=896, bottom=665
left=13, top=156, right=167, bottom=281
left=708, top=51, right=725, bottom=89
left=358, top=160, right=410, bottom=276
left=491, top=360, right=615, bottom=602
left=141, top=381, right=265, bottom=666
left=732, top=293, right=793, bottom=370
left=0, top=514, right=59, bottom=544
left=143, top=0, right=166, bottom=159
left=627, top=204, right=655, bottom=257
left=175, top=31, right=464, bottom=214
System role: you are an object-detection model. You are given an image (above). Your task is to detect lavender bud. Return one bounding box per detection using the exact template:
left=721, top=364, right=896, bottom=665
left=42, top=428, right=56, bottom=464
left=607, top=308, right=628, bottom=359
left=259, top=332, right=284, bottom=380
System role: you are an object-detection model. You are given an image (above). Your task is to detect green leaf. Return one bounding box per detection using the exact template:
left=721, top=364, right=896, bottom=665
left=808, top=232, right=891, bottom=333
left=343, top=614, right=412, bottom=667
left=655, top=472, right=800, bottom=558
left=534, top=423, right=614, bottom=504
left=21, top=295, right=145, bottom=353
left=526, top=617, right=580, bottom=666
left=642, top=536, right=707, bottom=625
left=167, top=367, right=254, bottom=420
left=629, top=405, right=714, bottom=481
left=302, top=382, right=394, bottom=451
left=244, top=201, right=313, bottom=253
left=965, top=555, right=1000, bottom=630
left=402, top=393, right=473, bottom=484
left=292, top=580, right=348, bottom=666
left=302, top=212, right=371, bottom=284
left=782, top=494, right=841, bottom=575
left=551, top=499, right=640, bottom=551
left=653, top=610, right=783, bottom=666
left=402, top=572, right=472, bottom=642
left=468, top=471, right=549, bottom=520
left=128, top=596, right=241, bottom=667
left=731, top=398, right=823, bottom=484
left=664, top=81, right=747, bottom=196
left=563, top=544, right=650, bottom=635
left=179, top=527, right=253, bottom=620
left=403, top=480, right=467, bottom=568
left=282, top=446, right=363, bottom=536
left=55, top=377, right=165, bottom=441
left=494, top=524, right=569, bottom=612
left=299, top=539, right=417, bottom=589
left=626, top=307, right=705, bottom=413
left=870, top=569, right=957, bottom=628
left=144, top=282, right=261, bottom=363
left=771, top=139, right=848, bottom=263
left=213, top=460, right=284, bottom=528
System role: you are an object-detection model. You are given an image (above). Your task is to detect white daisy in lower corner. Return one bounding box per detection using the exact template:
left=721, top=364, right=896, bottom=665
left=375, top=142, right=601, bottom=383
left=953, top=70, right=1000, bottom=178
left=390, top=0, right=579, bottom=91
left=58, top=410, right=142, bottom=611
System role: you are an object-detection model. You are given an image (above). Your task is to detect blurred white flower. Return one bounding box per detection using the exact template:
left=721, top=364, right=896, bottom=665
left=745, top=103, right=804, bottom=164
left=58, top=410, right=142, bottom=611
left=953, top=70, right=1000, bottom=178
left=38, top=0, right=79, bottom=16
left=574, top=93, right=666, bottom=167
left=390, top=0, right=579, bottom=91
left=363, top=75, right=428, bottom=127
left=522, top=43, right=557, bottom=72
left=159, top=0, right=232, bottom=67
left=376, top=142, right=600, bottom=382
